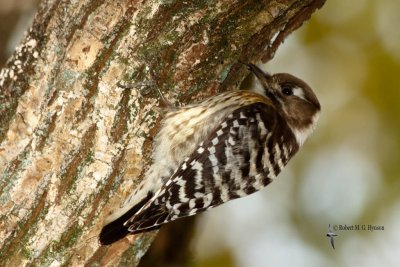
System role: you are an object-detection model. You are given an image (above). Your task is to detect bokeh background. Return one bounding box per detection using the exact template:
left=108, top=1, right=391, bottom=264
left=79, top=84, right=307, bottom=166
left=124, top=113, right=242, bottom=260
left=192, top=1, right=400, bottom=266
left=1, top=1, right=399, bottom=266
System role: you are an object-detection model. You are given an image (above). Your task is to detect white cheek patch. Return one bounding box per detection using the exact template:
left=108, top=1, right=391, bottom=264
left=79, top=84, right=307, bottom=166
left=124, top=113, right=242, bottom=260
left=291, top=112, right=320, bottom=146
left=292, top=87, right=306, bottom=100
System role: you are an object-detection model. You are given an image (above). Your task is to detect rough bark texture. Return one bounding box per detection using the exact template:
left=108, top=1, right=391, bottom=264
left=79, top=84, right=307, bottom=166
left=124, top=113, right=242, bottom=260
left=0, top=0, right=325, bottom=265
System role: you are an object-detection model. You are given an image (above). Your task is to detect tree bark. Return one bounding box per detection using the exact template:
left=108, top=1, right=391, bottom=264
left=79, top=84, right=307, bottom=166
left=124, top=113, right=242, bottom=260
left=0, top=0, right=325, bottom=266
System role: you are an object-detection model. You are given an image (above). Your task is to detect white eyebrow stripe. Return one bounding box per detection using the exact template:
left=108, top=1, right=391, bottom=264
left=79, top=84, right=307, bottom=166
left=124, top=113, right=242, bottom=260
left=292, top=87, right=306, bottom=100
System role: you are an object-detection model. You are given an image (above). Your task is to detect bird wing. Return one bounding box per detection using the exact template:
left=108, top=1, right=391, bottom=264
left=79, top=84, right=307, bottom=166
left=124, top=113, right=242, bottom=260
left=125, top=102, right=299, bottom=233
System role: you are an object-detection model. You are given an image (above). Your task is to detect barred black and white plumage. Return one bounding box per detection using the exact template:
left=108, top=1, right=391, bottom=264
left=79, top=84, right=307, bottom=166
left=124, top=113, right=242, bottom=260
left=99, top=63, right=321, bottom=245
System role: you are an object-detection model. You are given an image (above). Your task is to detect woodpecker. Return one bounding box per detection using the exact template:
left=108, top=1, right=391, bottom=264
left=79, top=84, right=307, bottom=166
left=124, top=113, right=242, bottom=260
left=99, top=63, right=321, bottom=245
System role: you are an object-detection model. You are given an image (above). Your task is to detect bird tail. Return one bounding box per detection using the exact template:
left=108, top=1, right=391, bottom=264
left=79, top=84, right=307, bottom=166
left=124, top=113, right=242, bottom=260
left=99, top=192, right=154, bottom=245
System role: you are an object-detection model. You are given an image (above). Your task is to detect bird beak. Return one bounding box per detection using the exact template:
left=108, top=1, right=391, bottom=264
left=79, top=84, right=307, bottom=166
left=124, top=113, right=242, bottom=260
left=240, top=62, right=274, bottom=90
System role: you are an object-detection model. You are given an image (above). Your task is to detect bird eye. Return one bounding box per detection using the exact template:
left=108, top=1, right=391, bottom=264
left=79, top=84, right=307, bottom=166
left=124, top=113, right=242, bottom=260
left=281, top=85, right=293, bottom=96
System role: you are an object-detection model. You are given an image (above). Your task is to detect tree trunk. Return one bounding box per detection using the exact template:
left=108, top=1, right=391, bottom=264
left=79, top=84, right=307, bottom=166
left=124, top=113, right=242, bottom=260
left=0, top=0, right=325, bottom=265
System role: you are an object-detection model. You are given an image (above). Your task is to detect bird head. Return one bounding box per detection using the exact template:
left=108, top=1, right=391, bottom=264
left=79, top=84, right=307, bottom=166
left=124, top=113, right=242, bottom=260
left=244, top=63, right=321, bottom=145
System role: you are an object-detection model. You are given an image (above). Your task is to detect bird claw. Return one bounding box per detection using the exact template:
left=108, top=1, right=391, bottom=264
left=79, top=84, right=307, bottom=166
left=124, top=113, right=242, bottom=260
left=116, top=78, right=175, bottom=112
